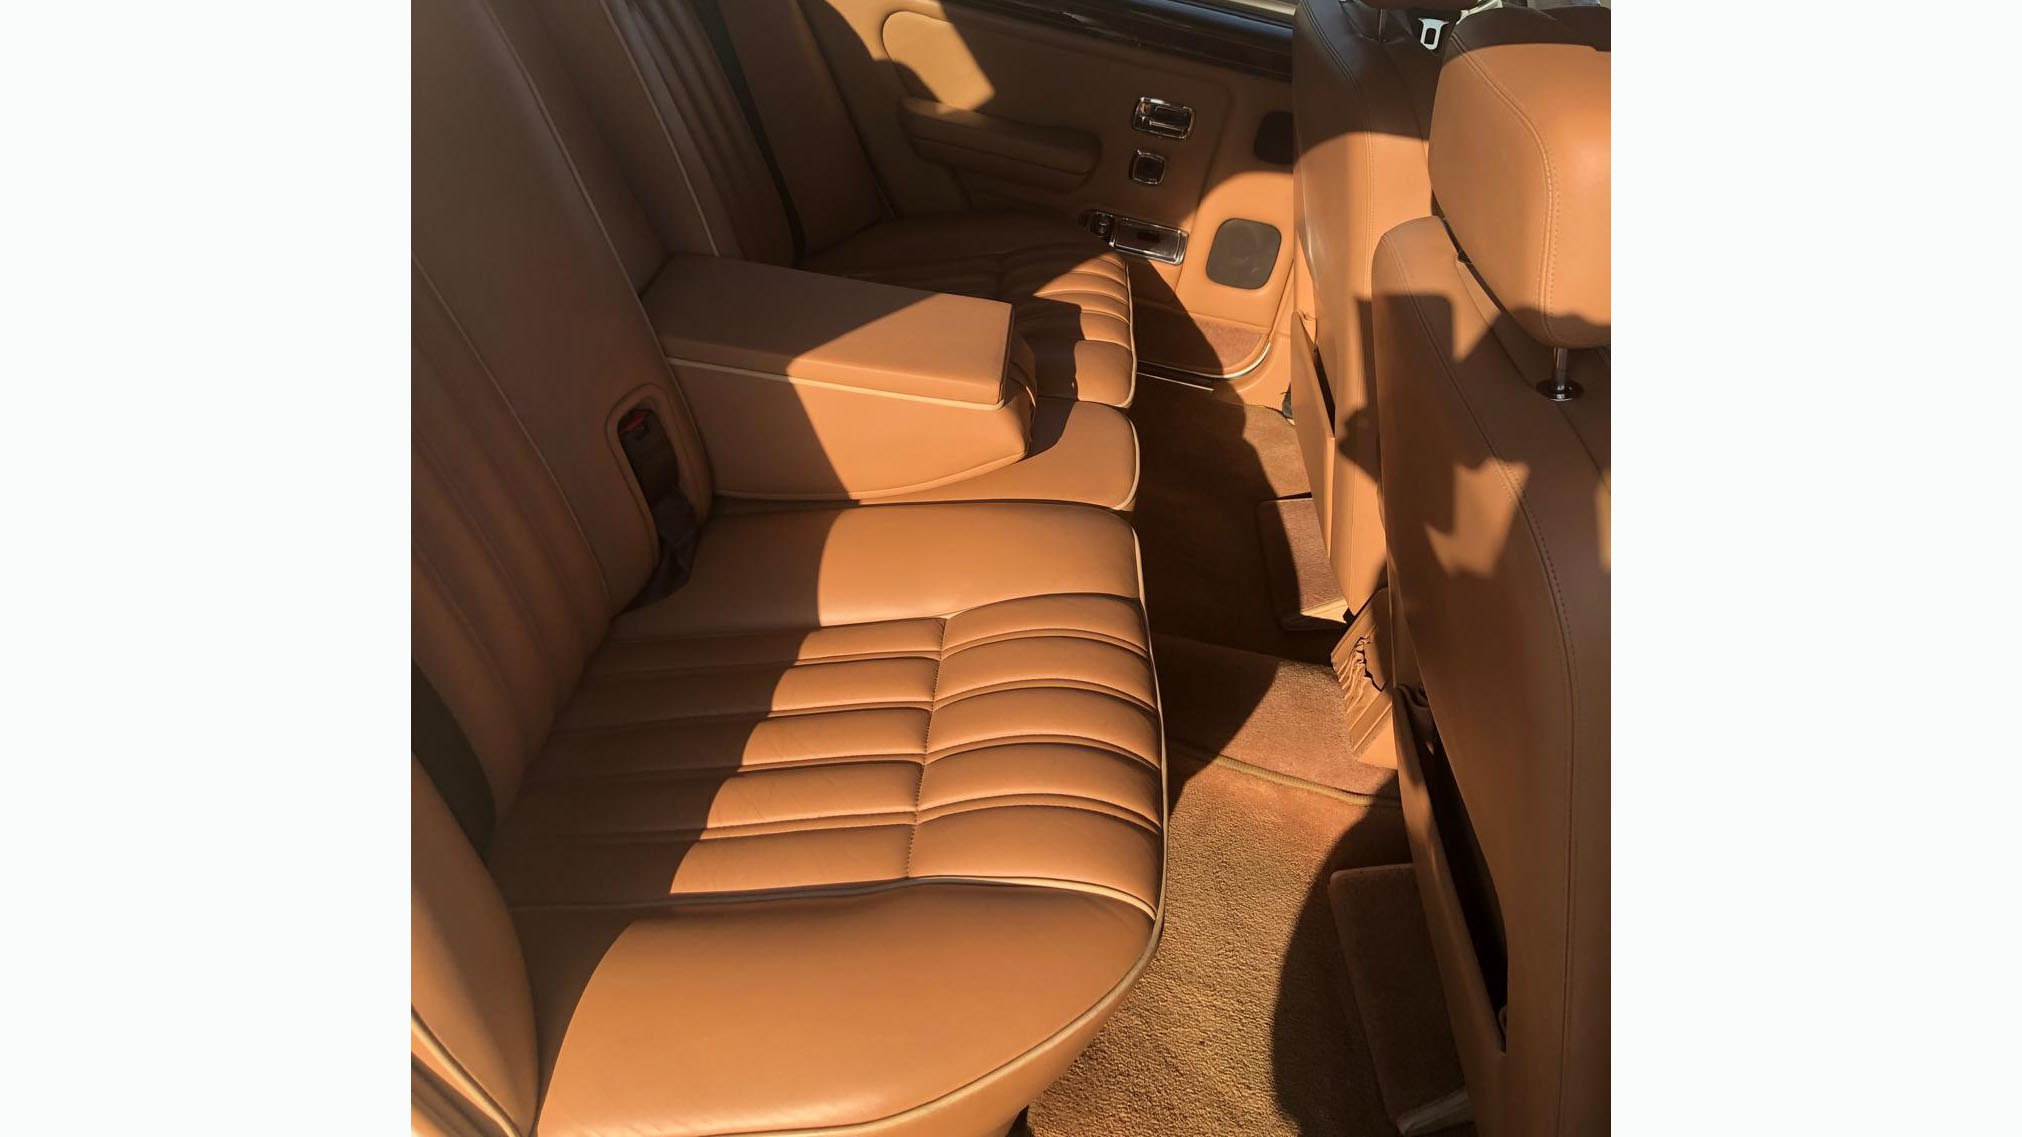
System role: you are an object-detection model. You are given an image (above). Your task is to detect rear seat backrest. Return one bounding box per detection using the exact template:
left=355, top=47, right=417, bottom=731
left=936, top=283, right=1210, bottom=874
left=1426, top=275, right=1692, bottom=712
left=412, top=0, right=714, bottom=819
left=708, top=0, right=886, bottom=252
left=529, top=0, right=796, bottom=263
left=481, top=0, right=676, bottom=291
left=413, top=0, right=728, bottom=1122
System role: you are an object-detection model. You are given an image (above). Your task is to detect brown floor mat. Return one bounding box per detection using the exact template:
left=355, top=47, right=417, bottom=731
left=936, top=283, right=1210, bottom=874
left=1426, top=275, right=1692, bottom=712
left=1022, top=753, right=1409, bottom=1137
left=1257, top=496, right=1350, bottom=630
left=1329, top=865, right=1472, bottom=1136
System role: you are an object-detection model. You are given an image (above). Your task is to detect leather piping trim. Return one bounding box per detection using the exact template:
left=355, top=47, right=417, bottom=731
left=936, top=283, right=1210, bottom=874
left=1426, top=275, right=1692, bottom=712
left=1384, top=228, right=1590, bottom=1127
left=588, top=0, right=725, bottom=255
left=506, top=871, right=1156, bottom=921
left=414, top=261, right=619, bottom=611
left=412, top=549, right=540, bottom=798
left=483, top=0, right=718, bottom=514
left=1443, top=18, right=1590, bottom=348
left=1119, top=409, right=1144, bottom=507
left=413, top=1061, right=497, bottom=1137
left=1139, top=339, right=1273, bottom=387
left=602, top=590, right=1149, bottom=644
left=412, top=1011, right=521, bottom=1137
left=665, top=357, right=1020, bottom=410
left=788, top=0, right=898, bottom=221
left=713, top=448, right=1032, bottom=502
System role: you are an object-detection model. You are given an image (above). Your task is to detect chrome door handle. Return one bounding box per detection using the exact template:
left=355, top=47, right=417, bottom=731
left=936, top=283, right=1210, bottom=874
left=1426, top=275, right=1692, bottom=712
left=1132, top=97, right=1192, bottom=140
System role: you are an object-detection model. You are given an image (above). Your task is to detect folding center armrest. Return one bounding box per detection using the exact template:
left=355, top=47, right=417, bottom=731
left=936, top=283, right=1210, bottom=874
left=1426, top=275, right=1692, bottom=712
left=643, top=256, right=1035, bottom=502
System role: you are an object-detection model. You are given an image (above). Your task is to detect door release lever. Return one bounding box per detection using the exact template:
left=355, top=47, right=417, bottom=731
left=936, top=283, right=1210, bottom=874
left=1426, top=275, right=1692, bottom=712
left=1132, top=97, right=1193, bottom=140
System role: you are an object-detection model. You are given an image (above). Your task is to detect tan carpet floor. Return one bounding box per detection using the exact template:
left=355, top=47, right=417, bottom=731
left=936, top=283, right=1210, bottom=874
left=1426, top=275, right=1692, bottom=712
left=1155, top=632, right=1398, bottom=798
left=1022, top=753, right=1409, bottom=1137
left=1127, top=377, right=1337, bottom=664
left=1015, top=377, right=1457, bottom=1137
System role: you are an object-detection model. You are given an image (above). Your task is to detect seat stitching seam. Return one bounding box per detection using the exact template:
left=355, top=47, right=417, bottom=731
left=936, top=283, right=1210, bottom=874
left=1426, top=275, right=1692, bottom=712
left=919, top=794, right=1163, bottom=831
left=602, top=616, right=944, bottom=647
left=596, top=0, right=724, bottom=255
left=929, top=735, right=1158, bottom=768
left=412, top=549, right=537, bottom=790
left=412, top=263, right=616, bottom=609
left=552, top=701, right=930, bottom=734
left=414, top=443, right=569, bottom=677
left=907, top=616, right=947, bottom=876
left=521, top=755, right=926, bottom=787
left=583, top=651, right=940, bottom=682
left=502, top=872, right=1156, bottom=918
left=931, top=680, right=1159, bottom=715
left=1388, top=233, right=1586, bottom=1101
left=507, top=817, right=916, bottom=844
left=1454, top=44, right=1563, bottom=342
left=603, top=597, right=1136, bottom=646
left=511, top=796, right=1161, bottom=844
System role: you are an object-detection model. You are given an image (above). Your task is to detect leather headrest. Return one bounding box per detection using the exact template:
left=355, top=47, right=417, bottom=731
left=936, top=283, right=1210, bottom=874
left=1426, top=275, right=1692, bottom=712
left=1429, top=7, right=1611, bottom=347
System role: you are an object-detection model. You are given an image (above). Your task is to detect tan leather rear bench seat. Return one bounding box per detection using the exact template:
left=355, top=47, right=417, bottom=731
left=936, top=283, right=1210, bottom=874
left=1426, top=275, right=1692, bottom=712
left=525, top=0, right=1138, bottom=408
left=411, top=0, right=1165, bottom=1134
left=474, top=0, right=1136, bottom=511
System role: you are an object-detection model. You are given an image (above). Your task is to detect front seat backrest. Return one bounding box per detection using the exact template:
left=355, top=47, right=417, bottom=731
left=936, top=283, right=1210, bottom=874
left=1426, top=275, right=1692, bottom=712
left=1290, top=0, right=1459, bottom=614
left=1370, top=7, right=1609, bottom=1135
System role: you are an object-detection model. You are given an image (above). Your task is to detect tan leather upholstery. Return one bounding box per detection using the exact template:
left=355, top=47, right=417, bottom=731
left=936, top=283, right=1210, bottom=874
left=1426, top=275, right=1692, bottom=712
left=701, top=394, right=1141, bottom=514
left=647, top=255, right=1023, bottom=406
left=1430, top=9, right=1611, bottom=347
left=637, top=253, right=1142, bottom=507
left=469, top=0, right=1139, bottom=510
left=413, top=762, right=540, bottom=1137
left=1371, top=8, right=1610, bottom=1135
left=802, top=0, right=1296, bottom=383
left=1289, top=0, right=1446, bottom=616
left=526, top=0, right=1139, bottom=407
left=896, top=96, right=1101, bottom=193
left=710, top=0, right=888, bottom=254
left=643, top=255, right=1037, bottom=501
left=802, top=212, right=1137, bottom=408
left=496, top=503, right=1164, bottom=1137
left=413, top=1, right=1165, bottom=1134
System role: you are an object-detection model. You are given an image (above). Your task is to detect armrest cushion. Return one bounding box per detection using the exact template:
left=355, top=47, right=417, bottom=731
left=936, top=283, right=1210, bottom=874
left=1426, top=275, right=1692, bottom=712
left=642, top=257, right=1035, bottom=502
left=645, top=256, right=1016, bottom=404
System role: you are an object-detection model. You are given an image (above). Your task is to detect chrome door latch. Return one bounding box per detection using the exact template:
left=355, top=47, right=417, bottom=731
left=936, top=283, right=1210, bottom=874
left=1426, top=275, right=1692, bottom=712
left=1132, top=97, right=1193, bottom=140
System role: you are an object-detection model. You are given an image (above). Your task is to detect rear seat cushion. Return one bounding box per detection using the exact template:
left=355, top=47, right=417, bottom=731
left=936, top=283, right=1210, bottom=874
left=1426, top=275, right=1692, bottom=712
left=486, top=502, right=1165, bottom=1136
left=803, top=213, right=1138, bottom=408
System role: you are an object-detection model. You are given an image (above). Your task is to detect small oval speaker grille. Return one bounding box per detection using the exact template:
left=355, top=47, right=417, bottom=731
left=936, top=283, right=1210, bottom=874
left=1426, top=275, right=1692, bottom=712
left=1205, top=219, right=1282, bottom=290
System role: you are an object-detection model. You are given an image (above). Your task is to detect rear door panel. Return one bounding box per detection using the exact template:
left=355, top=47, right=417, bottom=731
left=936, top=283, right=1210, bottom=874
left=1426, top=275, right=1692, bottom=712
left=802, top=0, right=1297, bottom=388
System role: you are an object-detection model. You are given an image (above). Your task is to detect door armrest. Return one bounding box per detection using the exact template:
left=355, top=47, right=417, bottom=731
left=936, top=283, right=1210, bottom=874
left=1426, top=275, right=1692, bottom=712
left=897, top=97, right=1099, bottom=192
